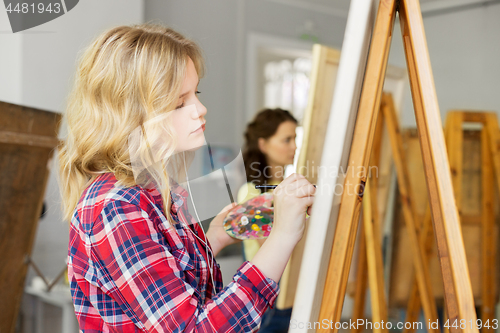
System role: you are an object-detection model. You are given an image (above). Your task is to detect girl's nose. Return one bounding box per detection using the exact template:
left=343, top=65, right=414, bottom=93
left=193, top=101, right=207, bottom=119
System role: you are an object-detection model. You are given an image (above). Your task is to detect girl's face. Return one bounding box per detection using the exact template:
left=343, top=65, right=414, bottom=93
left=259, top=121, right=297, bottom=167
left=170, top=57, right=207, bottom=153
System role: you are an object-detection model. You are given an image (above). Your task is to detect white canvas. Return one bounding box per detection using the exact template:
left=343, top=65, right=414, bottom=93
left=289, top=0, right=376, bottom=331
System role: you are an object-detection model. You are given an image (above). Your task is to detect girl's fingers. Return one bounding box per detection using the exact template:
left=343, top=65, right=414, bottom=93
left=295, top=182, right=316, bottom=198
left=299, top=195, right=315, bottom=209
left=307, top=204, right=313, bottom=216
left=275, top=173, right=306, bottom=190
left=277, top=178, right=316, bottom=198
left=277, top=177, right=308, bottom=192
left=219, top=202, right=237, bottom=214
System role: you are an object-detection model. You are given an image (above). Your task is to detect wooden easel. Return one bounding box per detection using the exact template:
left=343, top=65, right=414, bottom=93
left=444, top=111, right=500, bottom=331
left=396, top=111, right=500, bottom=333
left=350, top=96, right=389, bottom=333
left=316, top=0, right=478, bottom=333
left=397, top=111, right=500, bottom=333
left=281, top=44, right=406, bottom=311
left=0, top=101, right=61, bottom=333
left=353, top=104, right=500, bottom=333
left=351, top=93, right=441, bottom=333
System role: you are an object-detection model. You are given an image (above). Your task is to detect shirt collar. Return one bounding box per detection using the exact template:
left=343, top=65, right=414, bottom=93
left=170, top=180, right=188, bottom=214
left=143, top=177, right=188, bottom=215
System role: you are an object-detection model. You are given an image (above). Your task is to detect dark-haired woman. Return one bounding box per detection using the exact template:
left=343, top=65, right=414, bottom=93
left=238, top=108, right=298, bottom=333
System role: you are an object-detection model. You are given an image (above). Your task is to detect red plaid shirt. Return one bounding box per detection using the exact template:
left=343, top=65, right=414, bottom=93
left=68, top=172, right=279, bottom=332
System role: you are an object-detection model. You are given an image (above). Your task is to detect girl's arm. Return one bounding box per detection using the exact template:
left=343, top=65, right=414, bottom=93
left=207, top=174, right=315, bottom=279
left=205, top=202, right=239, bottom=257
left=205, top=181, right=261, bottom=256
left=251, top=173, right=315, bottom=282
left=72, top=199, right=279, bottom=333
left=70, top=173, right=314, bottom=332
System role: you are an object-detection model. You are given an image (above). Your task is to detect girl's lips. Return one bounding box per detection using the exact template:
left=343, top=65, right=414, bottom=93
left=192, top=122, right=206, bottom=133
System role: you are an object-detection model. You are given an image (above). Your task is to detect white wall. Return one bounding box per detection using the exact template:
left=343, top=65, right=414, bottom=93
left=20, top=1, right=144, bottom=113
left=0, top=9, right=22, bottom=104
left=388, top=3, right=500, bottom=126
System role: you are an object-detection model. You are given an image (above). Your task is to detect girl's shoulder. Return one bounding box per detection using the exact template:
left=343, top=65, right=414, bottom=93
left=74, top=173, right=161, bottom=232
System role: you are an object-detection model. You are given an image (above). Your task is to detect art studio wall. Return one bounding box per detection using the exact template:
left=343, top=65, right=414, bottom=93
left=388, top=3, right=500, bottom=126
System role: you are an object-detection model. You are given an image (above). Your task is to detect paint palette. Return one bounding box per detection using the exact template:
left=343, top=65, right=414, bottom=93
left=223, top=192, right=274, bottom=239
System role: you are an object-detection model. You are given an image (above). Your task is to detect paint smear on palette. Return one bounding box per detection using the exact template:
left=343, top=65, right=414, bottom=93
left=223, top=192, right=274, bottom=239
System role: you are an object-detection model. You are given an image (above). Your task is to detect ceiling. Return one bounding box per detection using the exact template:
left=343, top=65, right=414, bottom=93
left=269, top=0, right=499, bottom=17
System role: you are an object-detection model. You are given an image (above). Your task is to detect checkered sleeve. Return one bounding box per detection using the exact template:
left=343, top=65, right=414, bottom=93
left=91, top=199, right=279, bottom=333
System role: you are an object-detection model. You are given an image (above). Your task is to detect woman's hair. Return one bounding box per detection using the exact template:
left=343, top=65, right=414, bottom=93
left=242, top=108, right=297, bottom=190
left=58, top=23, right=204, bottom=223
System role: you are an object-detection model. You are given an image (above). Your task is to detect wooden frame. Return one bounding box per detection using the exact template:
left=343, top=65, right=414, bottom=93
left=445, top=111, right=500, bottom=332
left=289, top=0, right=376, bottom=328
left=317, top=0, right=398, bottom=329
left=389, top=127, right=499, bottom=308
left=292, top=0, right=479, bottom=332
left=277, top=44, right=341, bottom=309
left=0, top=101, right=61, bottom=333
left=282, top=49, right=406, bottom=313
left=382, top=93, right=439, bottom=332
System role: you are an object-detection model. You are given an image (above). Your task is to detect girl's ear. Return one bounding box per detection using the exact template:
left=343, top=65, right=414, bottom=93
left=258, top=137, right=267, bottom=154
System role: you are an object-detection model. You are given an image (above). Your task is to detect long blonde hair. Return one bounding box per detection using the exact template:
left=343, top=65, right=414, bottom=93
left=58, top=24, right=205, bottom=223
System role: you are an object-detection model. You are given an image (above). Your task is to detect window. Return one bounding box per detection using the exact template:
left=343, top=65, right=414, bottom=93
left=259, top=52, right=312, bottom=176
left=263, top=57, right=312, bottom=123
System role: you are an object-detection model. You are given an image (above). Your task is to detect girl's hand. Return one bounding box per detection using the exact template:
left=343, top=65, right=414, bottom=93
left=250, top=174, right=315, bottom=282
left=270, top=173, right=315, bottom=245
left=206, top=202, right=240, bottom=256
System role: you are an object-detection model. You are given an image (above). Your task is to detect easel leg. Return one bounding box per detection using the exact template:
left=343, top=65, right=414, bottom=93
left=351, top=224, right=368, bottom=333
left=365, top=114, right=389, bottom=331
left=399, top=1, right=478, bottom=332
left=484, top=113, right=500, bottom=194
left=363, top=180, right=388, bottom=333
left=445, top=112, right=464, bottom=211
left=382, top=93, right=439, bottom=332
left=317, top=1, right=397, bottom=331
left=481, top=127, right=496, bottom=332
left=352, top=109, right=385, bottom=333
left=404, top=205, right=435, bottom=333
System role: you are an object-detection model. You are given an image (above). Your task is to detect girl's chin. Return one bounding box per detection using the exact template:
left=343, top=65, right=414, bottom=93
left=175, top=139, right=206, bottom=154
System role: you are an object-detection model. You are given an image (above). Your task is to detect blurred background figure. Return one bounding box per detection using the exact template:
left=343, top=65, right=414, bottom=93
left=238, top=108, right=298, bottom=333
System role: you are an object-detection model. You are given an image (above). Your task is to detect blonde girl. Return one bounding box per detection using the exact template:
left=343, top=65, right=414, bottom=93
left=59, top=24, right=315, bottom=332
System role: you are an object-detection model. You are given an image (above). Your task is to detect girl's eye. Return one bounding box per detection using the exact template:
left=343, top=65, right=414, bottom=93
left=176, top=102, right=184, bottom=110
left=196, top=90, right=201, bottom=94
